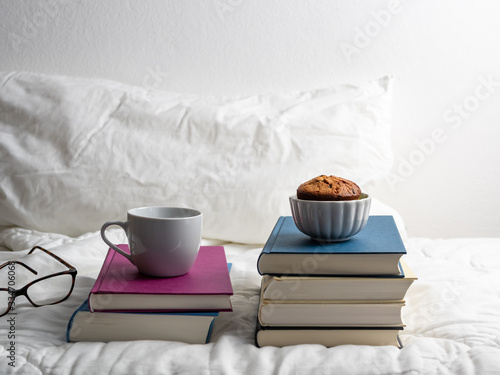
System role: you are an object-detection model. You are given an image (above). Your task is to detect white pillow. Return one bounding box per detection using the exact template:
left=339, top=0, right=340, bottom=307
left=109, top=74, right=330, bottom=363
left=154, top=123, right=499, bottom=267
left=0, top=72, right=393, bottom=244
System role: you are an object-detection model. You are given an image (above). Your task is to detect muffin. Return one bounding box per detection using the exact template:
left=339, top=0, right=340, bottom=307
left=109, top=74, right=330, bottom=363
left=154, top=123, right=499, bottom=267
left=296, top=175, right=361, bottom=201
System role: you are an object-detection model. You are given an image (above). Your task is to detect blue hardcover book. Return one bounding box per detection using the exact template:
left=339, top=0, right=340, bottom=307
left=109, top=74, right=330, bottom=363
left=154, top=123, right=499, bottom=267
left=257, top=216, right=406, bottom=276
left=66, top=299, right=218, bottom=344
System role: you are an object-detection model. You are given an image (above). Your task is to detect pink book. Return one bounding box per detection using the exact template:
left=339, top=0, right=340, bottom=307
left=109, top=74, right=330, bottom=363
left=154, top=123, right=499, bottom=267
left=88, top=245, right=233, bottom=312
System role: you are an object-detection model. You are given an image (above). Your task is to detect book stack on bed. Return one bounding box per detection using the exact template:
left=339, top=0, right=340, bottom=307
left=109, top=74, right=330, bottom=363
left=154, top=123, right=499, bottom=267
left=255, top=215, right=416, bottom=348
left=67, top=245, right=233, bottom=344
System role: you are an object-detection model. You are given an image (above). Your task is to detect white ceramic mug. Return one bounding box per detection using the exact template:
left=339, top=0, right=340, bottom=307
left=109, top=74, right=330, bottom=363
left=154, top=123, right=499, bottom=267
left=100, top=206, right=202, bottom=277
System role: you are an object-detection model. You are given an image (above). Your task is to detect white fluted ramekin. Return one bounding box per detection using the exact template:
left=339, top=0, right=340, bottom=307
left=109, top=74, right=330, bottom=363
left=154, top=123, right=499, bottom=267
left=289, top=193, right=371, bottom=242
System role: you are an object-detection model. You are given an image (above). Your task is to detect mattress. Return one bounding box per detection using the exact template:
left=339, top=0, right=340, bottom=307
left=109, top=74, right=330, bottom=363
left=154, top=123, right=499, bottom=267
left=0, top=227, right=499, bottom=374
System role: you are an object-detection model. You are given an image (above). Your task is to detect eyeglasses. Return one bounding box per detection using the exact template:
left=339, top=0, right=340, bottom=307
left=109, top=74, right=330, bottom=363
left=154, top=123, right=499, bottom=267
left=0, top=246, right=77, bottom=317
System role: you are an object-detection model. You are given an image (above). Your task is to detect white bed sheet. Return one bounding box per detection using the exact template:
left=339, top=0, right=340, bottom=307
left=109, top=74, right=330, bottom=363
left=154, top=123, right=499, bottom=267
left=0, top=227, right=499, bottom=375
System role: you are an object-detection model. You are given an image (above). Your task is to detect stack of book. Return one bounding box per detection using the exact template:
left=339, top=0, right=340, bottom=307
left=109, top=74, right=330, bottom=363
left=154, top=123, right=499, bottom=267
left=255, top=215, right=416, bottom=348
left=67, top=245, right=233, bottom=344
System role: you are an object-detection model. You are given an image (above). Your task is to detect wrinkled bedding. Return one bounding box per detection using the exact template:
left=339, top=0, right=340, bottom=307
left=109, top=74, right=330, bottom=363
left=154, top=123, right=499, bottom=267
left=0, top=227, right=499, bottom=375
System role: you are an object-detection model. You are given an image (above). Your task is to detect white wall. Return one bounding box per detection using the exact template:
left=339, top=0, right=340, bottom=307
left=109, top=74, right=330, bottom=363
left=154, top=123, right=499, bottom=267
left=1, top=0, right=500, bottom=238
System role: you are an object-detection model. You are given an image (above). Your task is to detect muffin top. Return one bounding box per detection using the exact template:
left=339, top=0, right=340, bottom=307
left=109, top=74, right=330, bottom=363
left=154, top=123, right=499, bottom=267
left=297, top=175, right=361, bottom=201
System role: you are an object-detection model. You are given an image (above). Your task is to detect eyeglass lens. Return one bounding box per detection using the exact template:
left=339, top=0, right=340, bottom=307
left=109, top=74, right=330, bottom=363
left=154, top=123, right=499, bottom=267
left=1, top=272, right=74, bottom=314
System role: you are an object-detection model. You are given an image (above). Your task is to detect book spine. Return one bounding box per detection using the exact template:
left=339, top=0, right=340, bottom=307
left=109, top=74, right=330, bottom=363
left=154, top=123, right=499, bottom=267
left=66, top=300, right=90, bottom=343
left=205, top=316, right=216, bottom=344
left=257, top=216, right=285, bottom=275
left=261, top=216, right=284, bottom=254
left=88, top=249, right=115, bottom=312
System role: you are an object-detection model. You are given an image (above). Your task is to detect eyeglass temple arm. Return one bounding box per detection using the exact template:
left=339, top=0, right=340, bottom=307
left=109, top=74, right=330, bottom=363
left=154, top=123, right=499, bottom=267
left=29, top=246, right=76, bottom=270
left=0, top=260, right=38, bottom=275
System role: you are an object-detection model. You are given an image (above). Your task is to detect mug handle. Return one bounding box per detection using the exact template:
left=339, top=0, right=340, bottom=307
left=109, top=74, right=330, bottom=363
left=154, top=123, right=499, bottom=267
left=100, top=221, right=134, bottom=264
